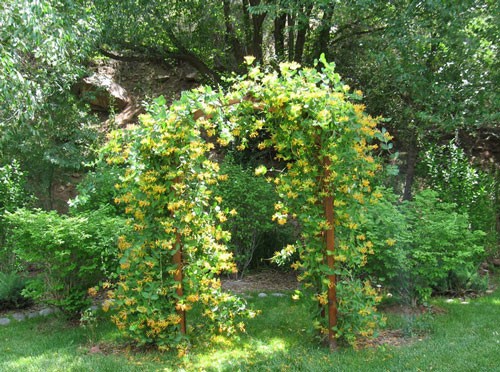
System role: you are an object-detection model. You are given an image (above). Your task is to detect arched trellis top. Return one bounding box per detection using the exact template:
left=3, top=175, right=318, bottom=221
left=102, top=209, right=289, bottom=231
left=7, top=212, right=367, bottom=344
left=105, top=57, right=388, bottom=351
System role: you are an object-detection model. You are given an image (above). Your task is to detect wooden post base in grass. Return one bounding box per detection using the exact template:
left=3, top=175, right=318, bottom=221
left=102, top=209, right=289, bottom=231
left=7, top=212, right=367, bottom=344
left=323, top=157, right=338, bottom=351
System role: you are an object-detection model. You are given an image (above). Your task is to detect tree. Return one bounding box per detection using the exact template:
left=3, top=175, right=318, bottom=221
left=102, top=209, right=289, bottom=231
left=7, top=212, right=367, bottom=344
left=330, top=0, right=499, bottom=198
left=0, top=0, right=100, bottom=207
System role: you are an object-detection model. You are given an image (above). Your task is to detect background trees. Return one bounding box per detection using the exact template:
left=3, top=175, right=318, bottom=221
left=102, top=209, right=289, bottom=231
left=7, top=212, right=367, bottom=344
left=0, top=0, right=100, bottom=207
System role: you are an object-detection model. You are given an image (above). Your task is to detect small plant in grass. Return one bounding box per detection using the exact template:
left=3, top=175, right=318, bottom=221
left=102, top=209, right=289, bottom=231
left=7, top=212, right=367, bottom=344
left=0, top=271, right=32, bottom=310
left=80, top=307, right=98, bottom=344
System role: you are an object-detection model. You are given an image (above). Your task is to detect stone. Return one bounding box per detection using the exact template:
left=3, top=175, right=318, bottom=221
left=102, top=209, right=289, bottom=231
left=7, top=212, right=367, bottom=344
left=0, top=318, right=11, bottom=326
left=12, top=313, right=26, bottom=321
left=39, top=308, right=56, bottom=317
left=27, top=312, right=39, bottom=319
left=271, top=293, right=285, bottom=297
left=184, top=71, right=199, bottom=82
left=75, top=73, right=130, bottom=112
left=258, top=293, right=268, bottom=298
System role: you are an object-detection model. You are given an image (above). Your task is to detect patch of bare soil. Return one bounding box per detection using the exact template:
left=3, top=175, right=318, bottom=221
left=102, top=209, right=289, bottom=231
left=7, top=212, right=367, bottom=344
left=357, top=330, right=419, bottom=349
left=221, top=269, right=299, bottom=293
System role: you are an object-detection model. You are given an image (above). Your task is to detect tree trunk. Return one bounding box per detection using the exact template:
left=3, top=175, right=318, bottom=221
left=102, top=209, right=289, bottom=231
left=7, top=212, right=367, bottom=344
left=241, top=0, right=252, bottom=54
left=287, top=13, right=295, bottom=61
left=314, top=6, right=335, bottom=60
left=249, top=0, right=266, bottom=62
left=165, top=29, right=221, bottom=84
left=403, top=137, right=418, bottom=201
left=294, top=4, right=313, bottom=63
left=274, top=13, right=287, bottom=60
left=223, top=0, right=245, bottom=68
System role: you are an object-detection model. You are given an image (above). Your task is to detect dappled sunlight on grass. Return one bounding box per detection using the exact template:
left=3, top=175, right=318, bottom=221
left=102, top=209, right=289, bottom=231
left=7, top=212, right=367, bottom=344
left=186, top=335, right=288, bottom=370
left=4, top=352, right=84, bottom=372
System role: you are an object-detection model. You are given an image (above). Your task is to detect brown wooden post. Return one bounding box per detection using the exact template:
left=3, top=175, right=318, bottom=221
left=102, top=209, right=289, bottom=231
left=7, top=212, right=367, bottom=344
left=173, top=233, right=187, bottom=335
left=323, top=156, right=338, bottom=350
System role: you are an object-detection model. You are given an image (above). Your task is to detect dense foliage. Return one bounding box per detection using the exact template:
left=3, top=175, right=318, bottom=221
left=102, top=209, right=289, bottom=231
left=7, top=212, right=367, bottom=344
left=0, top=161, right=33, bottom=271
left=0, top=271, right=32, bottom=311
left=5, top=207, right=129, bottom=315
left=104, top=96, right=257, bottom=352
left=363, top=188, right=486, bottom=305
left=104, top=58, right=391, bottom=348
left=215, top=156, right=280, bottom=277
left=0, top=0, right=100, bottom=207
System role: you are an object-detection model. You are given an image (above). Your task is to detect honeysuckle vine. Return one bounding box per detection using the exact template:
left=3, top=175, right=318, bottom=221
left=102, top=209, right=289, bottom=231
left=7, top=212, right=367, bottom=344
left=103, top=55, right=390, bottom=351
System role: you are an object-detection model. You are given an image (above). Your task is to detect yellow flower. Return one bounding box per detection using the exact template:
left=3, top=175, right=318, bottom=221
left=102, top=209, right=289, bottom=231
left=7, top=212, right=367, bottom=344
left=386, top=238, right=397, bottom=247
left=255, top=165, right=267, bottom=176
left=101, top=299, right=112, bottom=312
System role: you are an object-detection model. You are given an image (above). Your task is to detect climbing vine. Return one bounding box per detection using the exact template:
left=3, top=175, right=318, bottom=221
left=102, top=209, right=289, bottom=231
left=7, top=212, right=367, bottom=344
left=104, top=55, right=389, bottom=351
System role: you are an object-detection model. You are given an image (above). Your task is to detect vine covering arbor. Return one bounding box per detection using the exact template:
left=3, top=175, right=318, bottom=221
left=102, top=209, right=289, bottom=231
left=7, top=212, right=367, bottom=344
left=105, top=57, right=388, bottom=352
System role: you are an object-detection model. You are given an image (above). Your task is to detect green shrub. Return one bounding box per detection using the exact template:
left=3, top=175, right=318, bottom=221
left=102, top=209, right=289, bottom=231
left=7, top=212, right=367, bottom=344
left=5, top=207, right=130, bottom=315
left=0, top=271, right=32, bottom=310
left=362, top=188, right=486, bottom=305
left=422, top=142, right=498, bottom=255
left=215, top=157, right=284, bottom=277
left=68, top=161, right=124, bottom=214
left=0, top=160, right=34, bottom=272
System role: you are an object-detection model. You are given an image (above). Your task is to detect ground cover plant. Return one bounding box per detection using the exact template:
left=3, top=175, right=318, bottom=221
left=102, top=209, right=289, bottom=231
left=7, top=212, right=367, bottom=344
left=0, top=274, right=498, bottom=371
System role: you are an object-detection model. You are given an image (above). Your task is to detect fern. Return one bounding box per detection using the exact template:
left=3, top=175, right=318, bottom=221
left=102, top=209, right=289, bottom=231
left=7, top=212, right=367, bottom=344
left=0, top=271, right=32, bottom=310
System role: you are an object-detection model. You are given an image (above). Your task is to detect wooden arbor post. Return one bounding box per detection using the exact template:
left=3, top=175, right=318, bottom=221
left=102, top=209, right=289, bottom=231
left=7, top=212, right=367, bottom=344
left=171, top=177, right=186, bottom=335
left=173, top=233, right=187, bottom=335
left=323, top=156, right=338, bottom=350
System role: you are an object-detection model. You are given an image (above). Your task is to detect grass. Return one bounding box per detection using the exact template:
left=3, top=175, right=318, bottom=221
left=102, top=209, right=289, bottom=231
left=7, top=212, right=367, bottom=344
left=1, top=280, right=499, bottom=371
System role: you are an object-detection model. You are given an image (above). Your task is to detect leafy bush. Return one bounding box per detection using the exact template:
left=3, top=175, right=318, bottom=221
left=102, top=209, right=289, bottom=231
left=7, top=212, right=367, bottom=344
left=0, top=160, right=34, bottom=272
left=422, top=142, right=498, bottom=254
left=363, top=188, right=486, bottom=305
left=215, top=157, right=287, bottom=277
left=69, top=161, right=124, bottom=214
left=0, top=271, right=32, bottom=311
left=5, top=207, right=129, bottom=315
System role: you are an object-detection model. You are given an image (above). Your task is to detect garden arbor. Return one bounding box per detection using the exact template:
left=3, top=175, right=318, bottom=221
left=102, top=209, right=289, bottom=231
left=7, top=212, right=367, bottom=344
left=106, top=56, right=386, bottom=352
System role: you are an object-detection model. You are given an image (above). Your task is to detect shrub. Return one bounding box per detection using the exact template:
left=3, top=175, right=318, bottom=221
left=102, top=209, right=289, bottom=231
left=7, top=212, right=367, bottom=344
left=362, top=188, right=486, bottom=305
left=68, top=161, right=124, bottom=214
left=0, top=271, right=32, bottom=311
left=215, top=157, right=284, bottom=277
left=0, top=160, right=34, bottom=272
left=422, top=142, right=498, bottom=255
left=5, top=207, right=129, bottom=315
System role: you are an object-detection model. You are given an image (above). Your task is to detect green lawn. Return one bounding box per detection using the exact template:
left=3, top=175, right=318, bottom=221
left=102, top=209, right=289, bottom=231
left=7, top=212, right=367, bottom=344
left=1, top=281, right=499, bottom=372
